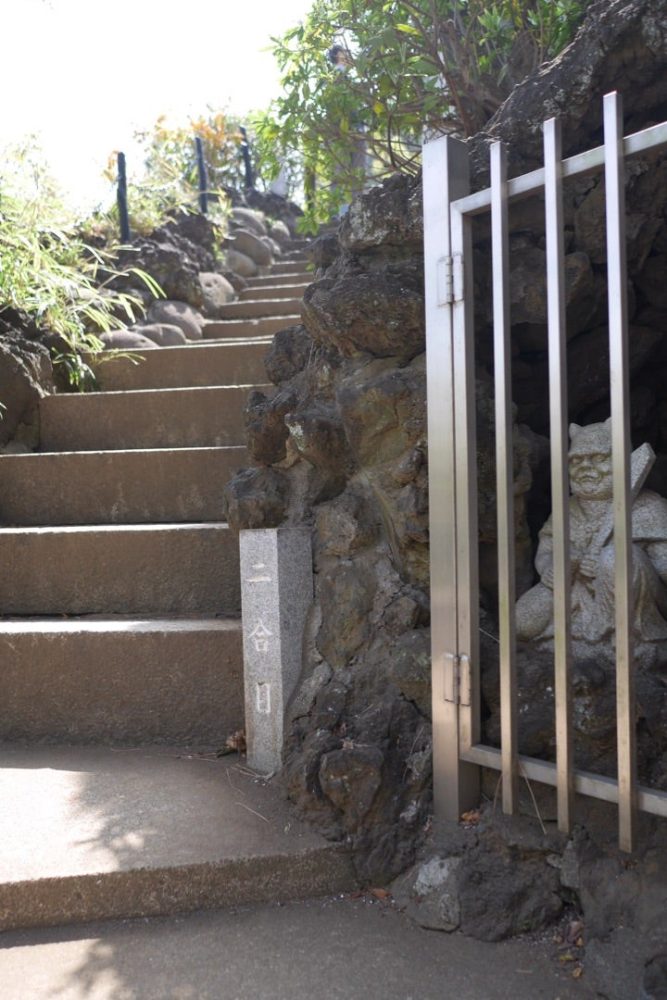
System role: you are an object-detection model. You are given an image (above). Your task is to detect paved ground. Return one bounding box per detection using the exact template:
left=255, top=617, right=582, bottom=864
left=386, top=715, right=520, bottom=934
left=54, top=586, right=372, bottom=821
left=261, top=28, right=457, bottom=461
left=0, top=895, right=597, bottom=1000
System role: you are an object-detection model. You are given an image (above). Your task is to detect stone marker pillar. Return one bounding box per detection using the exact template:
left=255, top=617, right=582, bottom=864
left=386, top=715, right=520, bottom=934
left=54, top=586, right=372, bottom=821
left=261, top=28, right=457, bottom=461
left=240, top=527, right=313, bottom=774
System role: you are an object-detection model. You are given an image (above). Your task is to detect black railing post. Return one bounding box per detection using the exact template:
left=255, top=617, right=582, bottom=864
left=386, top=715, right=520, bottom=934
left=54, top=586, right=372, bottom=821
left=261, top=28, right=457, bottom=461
left=195, top=136, right=208, bottom=214
left=240, top=126, right=254, bottom=189
left=117, top=152, right=131, bottom=242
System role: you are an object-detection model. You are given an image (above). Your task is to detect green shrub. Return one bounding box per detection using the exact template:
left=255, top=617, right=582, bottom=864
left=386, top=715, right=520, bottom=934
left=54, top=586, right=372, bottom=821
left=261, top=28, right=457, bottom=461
left=255, top=0, right=592, bottom=229
left=0, top=142, right=160, bottom=390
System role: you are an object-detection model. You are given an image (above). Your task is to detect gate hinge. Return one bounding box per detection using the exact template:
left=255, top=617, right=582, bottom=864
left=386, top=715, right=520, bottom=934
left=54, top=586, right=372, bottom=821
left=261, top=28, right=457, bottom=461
left=436, top=254, right=465, bottom=306
left=444, top=652, right=471, bottom=706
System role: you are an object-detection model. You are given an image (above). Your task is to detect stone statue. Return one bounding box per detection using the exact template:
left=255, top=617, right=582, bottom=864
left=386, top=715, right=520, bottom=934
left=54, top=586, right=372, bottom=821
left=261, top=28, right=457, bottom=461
left=516, top=418, right=667, bottom=667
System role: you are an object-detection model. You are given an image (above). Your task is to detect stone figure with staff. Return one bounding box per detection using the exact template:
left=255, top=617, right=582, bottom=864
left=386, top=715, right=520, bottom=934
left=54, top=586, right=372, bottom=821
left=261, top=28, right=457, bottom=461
left=516, top=418, right=667, bottom=668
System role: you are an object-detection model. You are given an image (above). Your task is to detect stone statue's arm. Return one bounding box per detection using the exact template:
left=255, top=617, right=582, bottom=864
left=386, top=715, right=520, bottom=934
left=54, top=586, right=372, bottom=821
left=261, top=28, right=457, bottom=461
left=534, top=519, right=554, bottom=588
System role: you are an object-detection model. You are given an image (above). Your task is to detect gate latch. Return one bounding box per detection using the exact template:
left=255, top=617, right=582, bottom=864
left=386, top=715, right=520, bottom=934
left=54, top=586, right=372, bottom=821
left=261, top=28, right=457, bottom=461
left=443, top=652, right=471, bottom=706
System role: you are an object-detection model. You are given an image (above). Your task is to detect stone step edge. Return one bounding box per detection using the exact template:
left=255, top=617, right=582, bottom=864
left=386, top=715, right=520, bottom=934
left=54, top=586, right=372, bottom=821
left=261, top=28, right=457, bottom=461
left=0, top=616, right=241, bottom=635
left=269, top=272, right=311, bottom=279
left=41, top=383, right=270, bottom=400
left=91, top=336, right=273, bottom=356
left=0, top=521, right=232, bottom=537
left=215, top=303, right=304, bottom=320
left=224, top=297, right=303, bottom=307
left=248, top=271, right=311, bottom=282
left=1, top=444, right=246, bottom=460
left=204, top=316, right=301, bottom=326
left=204, top=337, right=293, bottom=347
left=239, top=289, right=309, bottom=301
left=0, top=846, right=357, bottom=932
left=243, top=280, right=310, bottom=288
left=1, top=444, right=246, bottom=462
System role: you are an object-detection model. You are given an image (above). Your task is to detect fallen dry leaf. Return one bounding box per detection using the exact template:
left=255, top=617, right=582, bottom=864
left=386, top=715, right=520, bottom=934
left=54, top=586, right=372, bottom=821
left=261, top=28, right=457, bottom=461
left=572, top=966, right=584, bottom=979
left=217, top=729, right=247, bottom=756
left=369, top=887, right=391, bottom=900
left=460, top=809, right=481, bottom=825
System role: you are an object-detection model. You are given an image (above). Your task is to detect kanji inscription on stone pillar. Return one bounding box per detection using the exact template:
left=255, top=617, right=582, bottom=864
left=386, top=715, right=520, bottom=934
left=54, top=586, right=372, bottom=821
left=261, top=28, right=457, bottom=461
left=240, top=528, right=313, bottom=773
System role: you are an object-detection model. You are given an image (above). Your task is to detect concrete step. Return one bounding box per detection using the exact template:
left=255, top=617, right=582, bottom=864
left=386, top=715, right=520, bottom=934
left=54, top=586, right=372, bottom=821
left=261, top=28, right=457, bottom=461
left=270, top=261, right=312, bottom=276
left=92, top=339, right=271, bottom=391
left=281, top=247, right=310, bottom=258
left=0, top=617, right=243, bottom=745
left=0, top=522, right=240, bottom=615
left=245, top=272, right=311, bottom=288
left=240, top=283, right=309, bottom=301
left=0, top=447, right=246, bottom=526
left=40, top=385, right=265, bottom=452
left=214, top=298, right=302, bottom=320
left=202, top=316, right=300, bottom=338
left=0, top=747, right=356, bottom=931
left=283, top=238, right=311, bottom=250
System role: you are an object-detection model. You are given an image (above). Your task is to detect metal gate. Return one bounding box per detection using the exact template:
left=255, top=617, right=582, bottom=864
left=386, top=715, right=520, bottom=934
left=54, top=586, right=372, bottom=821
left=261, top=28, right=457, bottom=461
left=424, top=91, right=667, bottom=852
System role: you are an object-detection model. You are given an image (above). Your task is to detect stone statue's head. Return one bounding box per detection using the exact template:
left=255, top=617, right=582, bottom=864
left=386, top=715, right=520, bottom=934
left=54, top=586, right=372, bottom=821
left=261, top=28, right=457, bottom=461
left=568, top=418, right=613, bottom=500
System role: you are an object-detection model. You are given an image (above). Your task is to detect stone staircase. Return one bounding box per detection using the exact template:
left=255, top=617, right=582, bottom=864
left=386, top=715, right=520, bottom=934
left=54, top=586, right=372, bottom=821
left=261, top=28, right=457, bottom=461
left=0, top=244, right=356, bottom=932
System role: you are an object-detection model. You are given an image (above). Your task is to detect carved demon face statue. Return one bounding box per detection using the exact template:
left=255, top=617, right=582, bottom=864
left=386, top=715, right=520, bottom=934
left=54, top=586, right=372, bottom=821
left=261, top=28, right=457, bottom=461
left=568, top=418, right=613, bottom=501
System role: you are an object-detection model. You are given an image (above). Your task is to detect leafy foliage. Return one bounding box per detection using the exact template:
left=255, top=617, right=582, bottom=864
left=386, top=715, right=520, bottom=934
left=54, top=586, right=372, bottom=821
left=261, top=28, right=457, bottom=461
left=138, top=110, right=248, bottom=193
left=256, top=0, right=592, bottom=228
left=0, top=143, right=159, bottom=390
left=85, top=110, right=248, bottom=241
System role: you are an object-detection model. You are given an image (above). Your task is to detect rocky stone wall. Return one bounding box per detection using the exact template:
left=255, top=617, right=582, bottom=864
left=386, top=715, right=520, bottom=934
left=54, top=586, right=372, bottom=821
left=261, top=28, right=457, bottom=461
left=226, top=173, right=435, bottom=882
left=0, top=334, right=53, bottom=453
left=224, top=0, right=667, bottom=900
left=393, top=794, right=667, bottom=998
left=108, top=203, right=297, bottom=349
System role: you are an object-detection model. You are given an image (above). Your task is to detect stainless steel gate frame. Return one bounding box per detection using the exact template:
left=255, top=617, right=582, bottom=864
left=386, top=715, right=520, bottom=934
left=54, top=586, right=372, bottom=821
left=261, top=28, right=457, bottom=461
left=424, top=92, right=667, bottom=852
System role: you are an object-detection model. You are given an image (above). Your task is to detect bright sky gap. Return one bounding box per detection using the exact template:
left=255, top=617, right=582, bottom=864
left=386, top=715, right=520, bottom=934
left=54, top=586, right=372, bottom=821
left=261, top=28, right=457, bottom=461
left=1, top=0, right=313, bottom=211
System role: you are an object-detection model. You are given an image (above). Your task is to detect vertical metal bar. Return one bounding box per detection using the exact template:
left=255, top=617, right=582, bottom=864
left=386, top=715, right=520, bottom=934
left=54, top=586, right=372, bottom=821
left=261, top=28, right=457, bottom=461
left=423, top=135, right=479, bottom=822
left=451, top=205, right=480, bottom=758
left=604, top=91, right=636, bottom=852
left=491, top=141, right=518, bottom=814
left=240, top=126, right=254, bottom=189
left=195, top=136, right=208, bottom=214
left=116, top=152, right=131, bottom=243
left=544, top=117, right=574, bottom=834
left=544, top=118, right=574, bottom=833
